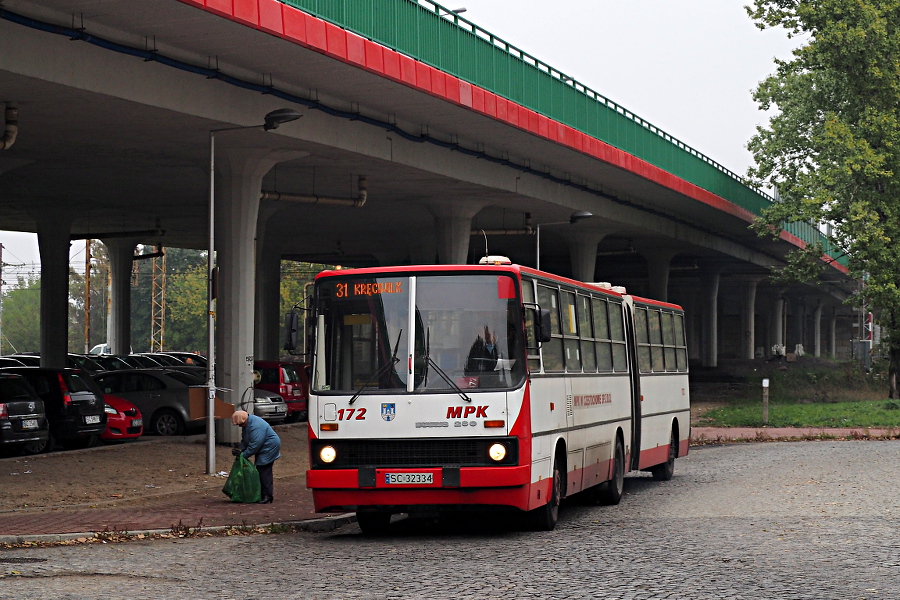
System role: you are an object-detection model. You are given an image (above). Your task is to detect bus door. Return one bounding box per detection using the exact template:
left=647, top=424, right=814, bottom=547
left=622, top=299, right=642, bottom=471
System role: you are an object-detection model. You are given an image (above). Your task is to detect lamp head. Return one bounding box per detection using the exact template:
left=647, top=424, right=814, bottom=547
left=569, top=211, right=593, bottom=224
left=264, top=108, right=303, bottom=131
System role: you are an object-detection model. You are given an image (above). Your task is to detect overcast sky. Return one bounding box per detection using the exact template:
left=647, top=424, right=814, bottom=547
left=0, top=0, right=799, bottom=283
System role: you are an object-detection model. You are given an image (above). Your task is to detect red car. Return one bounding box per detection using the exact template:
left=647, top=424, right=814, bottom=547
left=253, top=361, right=308, bottom=422
left=101, top=394, right=143, bottom=442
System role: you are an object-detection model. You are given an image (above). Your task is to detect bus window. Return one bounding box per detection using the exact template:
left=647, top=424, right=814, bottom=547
left=537, top=285, right=564, bottom=372
left=635, top=307, right=651, bottom=373
left=315, top=276, right=410, bottom=392
left=561, top=291, right=581, bottom=371
left=522, top=279, right=541, bottom=372
left=415, top=274, right=526, bottom=390
left=609, top=303, right=628, bottom=371
left=675, top=313, right=688, bottom=371
left=592, top=298, right=612, bottom=372
left=649, top=310, right=665, bottom=372
left=578, top=296, right=596, bottom=372
left=662, top=312, right=678, bottom=371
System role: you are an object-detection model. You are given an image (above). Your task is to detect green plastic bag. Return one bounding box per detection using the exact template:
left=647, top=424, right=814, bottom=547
left=222, top=454, right=262, bottom=503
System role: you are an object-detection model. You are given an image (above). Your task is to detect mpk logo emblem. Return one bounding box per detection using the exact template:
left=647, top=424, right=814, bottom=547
left=381, top=403, right=396, bottom=422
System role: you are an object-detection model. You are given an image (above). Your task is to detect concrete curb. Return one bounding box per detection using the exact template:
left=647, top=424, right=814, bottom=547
left=0, top=514, right=357, bottom=545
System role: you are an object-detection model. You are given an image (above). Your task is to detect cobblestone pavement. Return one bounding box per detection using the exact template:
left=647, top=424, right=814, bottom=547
left=1, top=440, right=898, bottom=599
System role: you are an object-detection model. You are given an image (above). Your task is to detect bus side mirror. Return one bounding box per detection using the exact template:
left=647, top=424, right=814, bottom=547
left=537, top=308, right=552, bottom=343
left=283, top=311, right=299, bottom=351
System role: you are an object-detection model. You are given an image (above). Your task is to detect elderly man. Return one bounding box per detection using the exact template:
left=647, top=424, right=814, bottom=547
left=231, top=410, right=282, bottom=504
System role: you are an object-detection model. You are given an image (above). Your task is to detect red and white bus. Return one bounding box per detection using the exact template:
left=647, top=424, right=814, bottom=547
left=305, top=261, right=690, bottom=533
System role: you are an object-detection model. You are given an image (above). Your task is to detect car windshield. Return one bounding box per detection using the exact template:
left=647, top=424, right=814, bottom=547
left=313, top=273, right=525, bottom=394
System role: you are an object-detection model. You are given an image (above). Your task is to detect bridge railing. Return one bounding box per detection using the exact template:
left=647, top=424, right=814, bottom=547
left=282, top=0, right=847, bottom=268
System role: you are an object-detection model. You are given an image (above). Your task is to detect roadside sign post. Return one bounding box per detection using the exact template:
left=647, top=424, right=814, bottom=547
left=762, top=378, right=770, bottom=425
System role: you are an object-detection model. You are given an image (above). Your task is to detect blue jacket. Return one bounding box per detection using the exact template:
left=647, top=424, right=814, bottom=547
left=240, top=414, right=281, bottom=466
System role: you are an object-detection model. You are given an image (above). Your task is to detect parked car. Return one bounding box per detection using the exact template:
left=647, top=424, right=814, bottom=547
left=67, top=354, right=104, bottom=373
left=89, top=343, right=132, bottom=355
left=0, top=367, right=107, bottom=452
left=93, top=368, right=206, bottom=436
left=8, top=354, right=40, bottom=366
left=161, top=352, right=208, bottom=368
left=242, top=388, right=288, bottom=425
left=0, top=372, right=49, bottom=455
left=253, top=361, right=308, bottom=422
left=0, top=357, right=26, bottom=367
left=139, top=353, right=206, bottom=378
left=7, top=354, right=105, bottom=373
left=91, top=355, right=135, bottom=371
left=101, top=394, right=143, bottom=442
left=140, top=353, right=182, bottom=366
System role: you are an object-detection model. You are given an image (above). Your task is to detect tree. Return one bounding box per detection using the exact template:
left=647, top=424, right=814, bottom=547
left=746, top=0, right=900, bottom=397
left=1, top=275, right=41, bottom=353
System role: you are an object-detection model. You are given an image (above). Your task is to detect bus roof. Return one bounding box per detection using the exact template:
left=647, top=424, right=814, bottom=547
left=313, top=263, right=681, bottom=310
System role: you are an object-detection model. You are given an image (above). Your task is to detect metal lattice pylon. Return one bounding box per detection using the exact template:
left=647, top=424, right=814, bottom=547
left=150, top=251, right=166, bottom=352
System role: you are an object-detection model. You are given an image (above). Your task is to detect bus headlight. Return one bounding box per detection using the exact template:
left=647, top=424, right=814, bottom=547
left=319, top=445, right=337, bottom=464
left=488, top=443, right=507, bottom=462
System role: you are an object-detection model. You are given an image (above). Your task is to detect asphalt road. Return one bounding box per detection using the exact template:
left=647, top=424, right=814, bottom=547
left=1, top=440, right=898, bottom=600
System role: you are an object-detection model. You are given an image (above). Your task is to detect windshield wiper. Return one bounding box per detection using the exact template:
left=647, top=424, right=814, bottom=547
left=421, top=327, right=471, bottom=403
left=349, top=329, right=402, bottom=405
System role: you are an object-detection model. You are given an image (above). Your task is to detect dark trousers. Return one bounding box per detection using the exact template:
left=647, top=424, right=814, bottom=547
left=257, top=462, right=274, bottom=500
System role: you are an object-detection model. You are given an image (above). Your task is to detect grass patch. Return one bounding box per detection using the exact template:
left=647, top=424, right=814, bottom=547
left=693, top=357, right=898, bottom=428
left=698, top=399, right=900, bottom=428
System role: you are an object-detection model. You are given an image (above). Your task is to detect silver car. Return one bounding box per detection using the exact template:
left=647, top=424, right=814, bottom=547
left=92, top=369, right=206, bottom=436
left=244, top=389, right=288, bottom=425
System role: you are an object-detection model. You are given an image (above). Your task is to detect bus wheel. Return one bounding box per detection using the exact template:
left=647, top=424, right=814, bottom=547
left=650, top=429, right=677, bottom=482
left=528, top=458, right=561, bottom=531
left=356, top=510, right=392, bottom=535
left=596, top=436, right=625, bottom=505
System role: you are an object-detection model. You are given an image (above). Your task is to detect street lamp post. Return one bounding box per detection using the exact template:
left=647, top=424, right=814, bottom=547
left=535, top=211, right=593, bottom=271
left=206, top=108, right=302, bottom=475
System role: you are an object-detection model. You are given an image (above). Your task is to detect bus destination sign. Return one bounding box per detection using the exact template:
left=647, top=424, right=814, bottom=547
left=334, top=281, right=404, bottom=298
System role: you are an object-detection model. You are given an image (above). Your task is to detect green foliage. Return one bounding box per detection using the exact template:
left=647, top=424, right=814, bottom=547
left=746, top=0, right=900, bottom=396
left=1, top=275, right=41, bottom=353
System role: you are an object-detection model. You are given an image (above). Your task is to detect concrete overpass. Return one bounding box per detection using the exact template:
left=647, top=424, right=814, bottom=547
left=0, top=0, right=856, bottom=437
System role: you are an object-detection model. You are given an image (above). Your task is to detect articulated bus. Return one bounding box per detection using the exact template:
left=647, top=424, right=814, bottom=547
left=305, top=261, right=690, bottom=533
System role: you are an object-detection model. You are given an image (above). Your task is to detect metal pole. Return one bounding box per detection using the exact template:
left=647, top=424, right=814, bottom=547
left=0, top=243, right=3, bottom=355
left=84, top=240, right=91, bottom=354
left=206, top=130, right=217, bottom=475
left=535, top=225, right=541, bottom=271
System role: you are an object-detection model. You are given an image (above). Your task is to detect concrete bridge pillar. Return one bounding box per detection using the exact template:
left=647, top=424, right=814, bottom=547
left=813, top=302, right=823, bottom=357
left=215, top=147, right=302, bottom=442
left=828, top=308, right=837, bottom=357
left=428, top=201, right=484, bottom=265
left=770, top=292, right=785, bottom=358
left=639, top=247, right=678, bottom=303
left=700, top=269, right=720, bottom=368
left=568, top=231, right=604, bottom=283
left=254, top=202, right=284, bottom=362
left=103, top=239, right=138, bottom=357
left=37, top=215, right=73, bottom=368
left=787, top=295, right=805, bottom=355
left=742, top=279, right=760, bottom=360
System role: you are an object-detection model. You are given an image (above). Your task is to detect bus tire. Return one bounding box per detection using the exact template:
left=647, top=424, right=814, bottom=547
left=356, top=510, right=392, bottom=535
left=596, top=436, right=625, bottom=505
left=650, top=428, right=677, bottom=482
left=528, top=456, right=561, bottom=531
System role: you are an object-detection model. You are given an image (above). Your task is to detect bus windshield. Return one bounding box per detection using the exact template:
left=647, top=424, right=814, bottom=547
left=314, top=273, right=525, bottom=394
